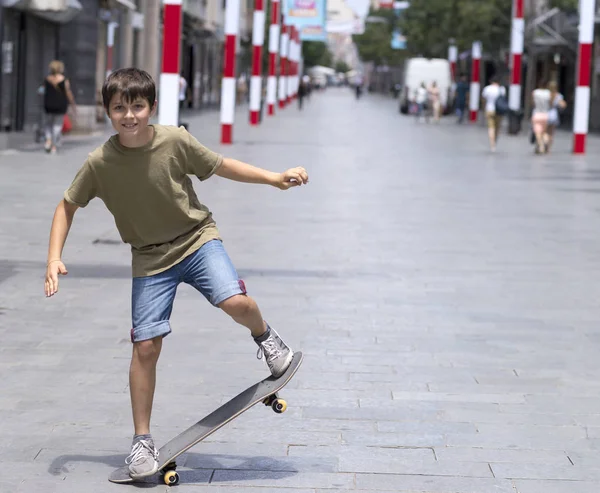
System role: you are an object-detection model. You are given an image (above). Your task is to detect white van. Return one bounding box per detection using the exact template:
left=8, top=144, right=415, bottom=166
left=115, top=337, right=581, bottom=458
left=399, top=58, right=452, bottom=114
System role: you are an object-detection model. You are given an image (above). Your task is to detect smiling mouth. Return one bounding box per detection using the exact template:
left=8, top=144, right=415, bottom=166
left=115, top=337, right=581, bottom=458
left=122, top=123, right=138, bottom=129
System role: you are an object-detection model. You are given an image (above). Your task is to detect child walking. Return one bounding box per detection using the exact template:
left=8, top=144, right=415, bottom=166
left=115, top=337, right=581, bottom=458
left=43, top=68, right=308, bottom=479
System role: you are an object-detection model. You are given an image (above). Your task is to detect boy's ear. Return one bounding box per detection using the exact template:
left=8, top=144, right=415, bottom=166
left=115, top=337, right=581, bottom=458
left=151, top=100, right=158, bottom=115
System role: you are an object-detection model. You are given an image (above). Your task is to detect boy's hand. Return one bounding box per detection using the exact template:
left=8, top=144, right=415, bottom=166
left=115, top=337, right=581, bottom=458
left=45, top=260, right=68, bottom=297
left=275, top=167, right=309, bottom=190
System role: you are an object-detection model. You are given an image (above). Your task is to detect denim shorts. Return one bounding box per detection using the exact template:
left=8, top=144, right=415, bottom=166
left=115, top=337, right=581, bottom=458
left=130, top=239, right=246, bottom=342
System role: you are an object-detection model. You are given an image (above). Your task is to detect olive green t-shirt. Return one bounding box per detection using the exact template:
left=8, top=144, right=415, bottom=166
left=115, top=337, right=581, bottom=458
left=64, top=124, right=223, bottom=277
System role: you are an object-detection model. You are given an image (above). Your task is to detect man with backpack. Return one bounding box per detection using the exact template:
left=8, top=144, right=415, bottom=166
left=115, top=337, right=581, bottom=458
left=481, top=76, right=507, bottom=153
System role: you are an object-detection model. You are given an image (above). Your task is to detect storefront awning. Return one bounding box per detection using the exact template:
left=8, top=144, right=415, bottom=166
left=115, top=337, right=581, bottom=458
left=1, top=0, right=82, bottom=24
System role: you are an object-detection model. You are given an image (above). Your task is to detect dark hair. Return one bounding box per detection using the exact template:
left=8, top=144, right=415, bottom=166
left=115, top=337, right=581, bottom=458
left=102, top=68, right=156, bottom=113
left=489, top=76, right=499, bottom=84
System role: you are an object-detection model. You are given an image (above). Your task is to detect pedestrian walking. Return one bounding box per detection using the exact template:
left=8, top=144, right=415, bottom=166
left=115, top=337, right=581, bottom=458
left=414, top=82, right=429, bottom=123
left=178, top=72, right=190, bottom=110
left=355, top=74, right=364, bottom=100
left=428, top=81, right=441, bottom=123
left=455, top=74, right=469, bottom=124
left=43, top=68, right=309, bottom=480
left=42, top=60, right=77, bottom=154
left=546, top=81, right=567, bottom=153
left=530, top=80, right=552, bottom=154
left=481, top=76, right=506, bottom=152
left=298, top=80, right=307, bottom=110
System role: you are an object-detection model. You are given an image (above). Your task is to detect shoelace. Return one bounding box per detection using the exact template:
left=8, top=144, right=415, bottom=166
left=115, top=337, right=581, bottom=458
left=126, top=440, right=159, bottom=465
left=256, top=337, right=282, bottom=363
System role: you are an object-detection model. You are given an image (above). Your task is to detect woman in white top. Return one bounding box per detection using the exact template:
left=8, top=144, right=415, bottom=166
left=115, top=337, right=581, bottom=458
left=531, top=81, right=552, bottom=154
left=481, top=77, right=506, bottom=152
left=546, top=81, right=567, bottom=152
left=414, top=82, right=429, bottom=123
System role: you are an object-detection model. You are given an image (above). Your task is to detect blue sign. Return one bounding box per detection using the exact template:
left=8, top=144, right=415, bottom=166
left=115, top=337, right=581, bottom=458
left=391, top=29, right=406, bottom=50
left=283, top=0, right=328, bottom=41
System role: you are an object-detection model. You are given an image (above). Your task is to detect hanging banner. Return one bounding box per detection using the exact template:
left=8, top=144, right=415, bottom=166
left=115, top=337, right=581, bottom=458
left=390, top=0, right=408, bottom=49
left=283, top=0, right=328, bottom=41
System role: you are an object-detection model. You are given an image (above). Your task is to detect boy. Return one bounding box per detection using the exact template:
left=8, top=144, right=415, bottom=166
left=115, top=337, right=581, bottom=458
left=43, top=68, right=308, bottom=479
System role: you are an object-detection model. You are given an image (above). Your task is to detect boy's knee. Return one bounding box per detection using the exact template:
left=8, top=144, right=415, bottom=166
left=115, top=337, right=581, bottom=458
left=133, top=337, right=162, bottom=363
left=218, top=294, right=255, bottom=319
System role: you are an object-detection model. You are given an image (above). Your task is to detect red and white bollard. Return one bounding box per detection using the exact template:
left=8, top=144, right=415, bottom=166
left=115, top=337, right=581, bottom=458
left=448, top=43, right=457, bottom=85
left=106, top=21, right=118, bottom=78
left=286, top=26, right=295, bottom=103
left=293, top=27, right=299, bottom=100
left=509, top=0, right=524, bottom=113
left=220, top=0, right=240, bottom=143
left=278, top=23, right=289, bottom=109
left=249, top=0, right=265, bottom=125
left=290, top=27, right=299, bottom=100
left=469, top=41, right=482, bottom=122
left=267, top=0, right=279, bottom=115
left=267, top=0, right=280, bottom=115
left=158, top=0, right=182, bottom=126
left=573, top=0, right=596, bottom=154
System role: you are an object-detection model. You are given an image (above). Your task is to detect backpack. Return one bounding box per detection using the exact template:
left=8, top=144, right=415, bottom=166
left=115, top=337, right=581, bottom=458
left=44, top=78, right=69, bottom=114
left=495, top=92, right=509, bottom=115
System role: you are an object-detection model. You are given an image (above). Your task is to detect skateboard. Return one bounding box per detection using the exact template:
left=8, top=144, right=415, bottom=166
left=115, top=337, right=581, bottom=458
left=108, top=351, right=303, bottom=486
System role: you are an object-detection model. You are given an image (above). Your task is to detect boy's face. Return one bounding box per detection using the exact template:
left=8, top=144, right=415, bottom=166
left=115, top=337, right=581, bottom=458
left=107, top=93, right=156, bottom=137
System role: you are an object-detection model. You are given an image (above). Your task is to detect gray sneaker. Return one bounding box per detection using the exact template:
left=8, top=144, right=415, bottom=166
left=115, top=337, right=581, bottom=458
left=126, top=438, right=159, bottom=479
left=255, top=327, right=294, bottom=378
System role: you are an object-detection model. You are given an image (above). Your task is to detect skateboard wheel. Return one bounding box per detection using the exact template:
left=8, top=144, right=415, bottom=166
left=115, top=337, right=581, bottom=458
left=272, top=398, right=287, bottom=414
left=164, top=470, right=179, bottom=486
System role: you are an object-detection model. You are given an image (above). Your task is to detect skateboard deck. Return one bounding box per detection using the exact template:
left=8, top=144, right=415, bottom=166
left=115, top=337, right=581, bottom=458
left=108, top=351, right=303, bottom=485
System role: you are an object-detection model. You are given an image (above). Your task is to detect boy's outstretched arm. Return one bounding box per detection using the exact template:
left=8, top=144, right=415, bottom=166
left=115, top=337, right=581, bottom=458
left=45, top=199, right=79, bottom=297
left=215, top=158, right=308, bottom=190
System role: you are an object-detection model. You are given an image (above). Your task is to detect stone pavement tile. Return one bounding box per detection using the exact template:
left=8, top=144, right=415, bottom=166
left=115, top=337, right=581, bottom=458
left=289, top=444, right=490, bottom=476
left=378, top=421, right=477, bottom=435
left=445, top=433, right=589, bottom=450
left=441, top=408, right=577, bottom=426
left=565, top=450, right=600, bottom=467
left=513, top=479, right=600, bottom=493
left=302, top=405, right=444, bottom=422
left=209, top=470, right=354, bottom=489
left=175, top=442, right=289, bottom=458
left=174, top=488, right=315, bottom=493
left=435, top=447, right=571, bottom=465
left=491, top=462, right=600, bottom=481
left=294, top=378, right=427, bottom=392
left=474, top=423, right=587, bottom=441
left=183, top=451, right=338, bottom=473
left=263, top=417, right=376, bottom=434
left=427, top=381, right=565, bottom=394
left=355, top=473, right=514, bottom=492
left=341, top=431, right=445, bottom=448
left=0, top=435, right=49, bottom=462
left=392, top=391, right=526, bottom=405
left=523, top=395, right=600, bottom=413
left=206, top=427, right=341, bottom=446
left=272, top=388, right=390, bottom=408
left=14, top=479, right=159, bottom=493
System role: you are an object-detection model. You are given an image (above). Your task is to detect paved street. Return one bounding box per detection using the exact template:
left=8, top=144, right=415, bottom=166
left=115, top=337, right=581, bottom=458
left=3, top=88, right=600, bottom=493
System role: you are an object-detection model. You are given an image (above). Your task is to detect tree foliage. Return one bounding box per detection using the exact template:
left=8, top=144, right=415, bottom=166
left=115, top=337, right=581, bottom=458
left=353, top=9, right=407, bottom=66
left=302, top=41, right=334, bottom=68
left=335, top=60, right=351, bottom=73
left=397, top=0, right=512, bottom=60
